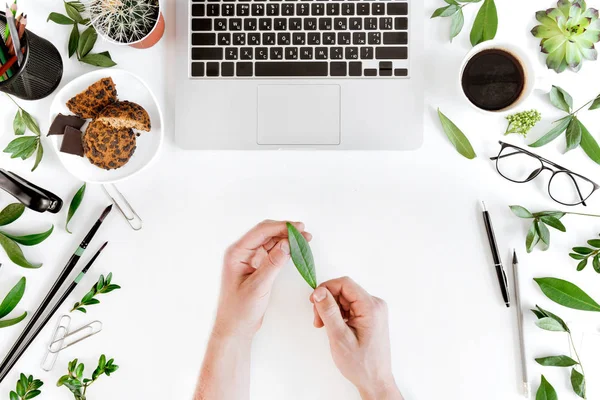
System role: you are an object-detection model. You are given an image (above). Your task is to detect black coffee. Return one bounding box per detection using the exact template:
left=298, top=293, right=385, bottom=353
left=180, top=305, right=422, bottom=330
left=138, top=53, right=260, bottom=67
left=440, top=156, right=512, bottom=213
left=461, top=49, right=526, bottom=111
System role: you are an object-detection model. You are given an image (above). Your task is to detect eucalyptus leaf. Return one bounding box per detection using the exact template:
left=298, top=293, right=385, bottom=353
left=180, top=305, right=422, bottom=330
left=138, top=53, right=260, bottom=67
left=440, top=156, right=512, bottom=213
left=66, top=184, right=86, bottom=234
left=536, top=375, right=558, bottom=400
left=0, top=277, right=26, bottom=319
left=534, top=277, right=600, bottom=312
left=13, top=111, right=25, bottom=135
left=470, top=0, right=498, bottom=46
left=571, top=368, right=585, bottom=398
left=1, top=225, right=54, bottom=246
left=287, top=222, right=317, bottom=289
left=436, top=109, right=476, bottom=159
left=536, top=355, right=578, bottom=367
left=0, top=203, right=25, bottom=226
left=0, top=233, right=42, bottom=269
left=549, top=85, right=573, bottom=113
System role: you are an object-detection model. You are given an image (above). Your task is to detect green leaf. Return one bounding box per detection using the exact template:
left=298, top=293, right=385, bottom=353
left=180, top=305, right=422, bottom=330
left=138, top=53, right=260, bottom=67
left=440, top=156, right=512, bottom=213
left=588, top=94, right=600, bottom=110
left=97, top=275, right=105, bottom=291
left=571, top=368, right=585, bottom=398
left=47, top=12, right=73, bottom=25
left=532, top=309, right=546, bottom=319
left=79, top=52, right=117, bottom=68
left=16, top=380, right=25, bottom=396
left=0, top=233, right=42, bottom=268
left=31, top=141, right=43, bottom=172
left=529, top=116, right=573, bottom=147
left=0, top=312, right=27, bottom=328
left=431, top=4, right=460, bottom=18
left=533, top=211, right=566, bottom=219
left=578, top=120, right=600, bottom=165
left=103, top=284, right=121, bottom=293
left=99, top=354, right=106, bottom=370
left=13, top=110, right=25, bottom=135
left=1, top=225, right=54, bottom=246
left=577, top=259, right=588, bottom=271
left=436, top=109, right=477, bottom=159
left=470, top=0, right=498, bottom=46
left=565, top=117, right=582, bottom=152
left=569, top=253, right=586, bottom=260
left=509, top=205, right=533, bottom=218
left=78, top=26, right=97, bottom=58
left=593, top=254, right=600, bottom=273
left=573, top=247, right=594, bottom=255
left=0, top=203, right=25, bottom=226
left=587, top=239, right=600, bottom=248
left=534, top=277, right=600, bottom=312
left=549, top=85, right=573, bottom=113
left=536, top=375, right=558, bottom=400
left=83, top=298, right=100, bottom=306
left=536, top=355, right=578, bottom=367
left=64, top=2, right=83, bottom=23
left=4, top=136, right=39, bottom=160
left=66, top=183, right=86, bottom=234
left=526, top=222, right=540, bottom=253
left=68, top=23, right=80, bottom=58
left=75, top=363, right=84, bottom=379
left=536, top=317, right=566, bottom=332
left=0, top=277, right=26, bottom=319
left=535, top=221, right=550, bottom=246
left=21, top=110, right=40, bottom=136
left=10, top=391, right=18, bottom=400
left=539, top=216, right=565, bottom=232
left=450, top=9, right=464, bottom=42
left=287, top=222, right=317, bottom=289
left=24, top=390, right=41, bottom=399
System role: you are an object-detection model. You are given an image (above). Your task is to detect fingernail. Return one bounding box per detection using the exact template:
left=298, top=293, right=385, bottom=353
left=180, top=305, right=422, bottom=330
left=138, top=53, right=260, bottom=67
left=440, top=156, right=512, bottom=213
left=312, top=287, right=326, bottom=302
left=280, top=240, right=290, bottom=255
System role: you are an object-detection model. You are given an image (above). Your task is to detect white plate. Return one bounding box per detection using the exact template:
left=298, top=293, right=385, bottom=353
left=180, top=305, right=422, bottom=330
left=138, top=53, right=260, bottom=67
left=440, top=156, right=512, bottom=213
left=48, top=69, right=163, bottom=184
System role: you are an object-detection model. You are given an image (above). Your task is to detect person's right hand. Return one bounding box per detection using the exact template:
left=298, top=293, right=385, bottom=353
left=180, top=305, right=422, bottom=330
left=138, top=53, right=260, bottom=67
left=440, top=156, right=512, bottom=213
left=310, top=277, right=403, bottom=400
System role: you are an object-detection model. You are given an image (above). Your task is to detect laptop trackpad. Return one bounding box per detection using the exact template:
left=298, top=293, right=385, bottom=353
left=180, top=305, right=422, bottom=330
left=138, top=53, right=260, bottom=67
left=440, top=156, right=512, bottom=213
left=257, top=85, right=341, bottom=145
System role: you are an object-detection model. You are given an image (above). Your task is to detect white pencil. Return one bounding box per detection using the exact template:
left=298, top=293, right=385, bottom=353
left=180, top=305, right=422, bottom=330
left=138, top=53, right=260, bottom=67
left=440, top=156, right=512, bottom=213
left=513, top=250, right=529, bottom=398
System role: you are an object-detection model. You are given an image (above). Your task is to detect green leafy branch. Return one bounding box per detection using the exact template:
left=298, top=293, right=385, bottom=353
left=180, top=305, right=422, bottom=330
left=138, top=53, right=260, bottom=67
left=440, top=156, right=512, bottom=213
left=47, top=1, right=116, bottom=68
left=9, top=373, right=43, bottom=400
left=0, top=204, right=53, bottom=269
left=532, top=304, right=587, bottom=399
left=569, top=235, right=600, bottom=273
left=431, top=0, right=498, bottom=46
left=0, top=277, right=27, bottom=329
left=57, top=355, right=119, bottom=400
left=509, top=205, right=600, bottom=253
left=529, top=86, right=600, bottom=165
left=3, top=94, right=43, bottom=172
left=71, top=273, right=120, bottom=313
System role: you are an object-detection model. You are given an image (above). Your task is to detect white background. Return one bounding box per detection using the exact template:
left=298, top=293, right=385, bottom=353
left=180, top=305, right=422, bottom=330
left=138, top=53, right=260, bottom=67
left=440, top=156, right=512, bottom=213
left=1, top=0, right=600, bottom=399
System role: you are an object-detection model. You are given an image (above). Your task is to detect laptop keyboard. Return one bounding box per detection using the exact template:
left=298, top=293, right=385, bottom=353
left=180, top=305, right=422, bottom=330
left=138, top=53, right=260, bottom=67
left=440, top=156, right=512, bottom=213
left=189, top=0, right=409, bottom=78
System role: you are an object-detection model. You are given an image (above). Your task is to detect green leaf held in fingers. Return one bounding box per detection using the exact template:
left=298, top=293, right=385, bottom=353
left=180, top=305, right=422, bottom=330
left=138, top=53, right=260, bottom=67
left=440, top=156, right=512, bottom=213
left=0, top=203, right=25, bottom=226
left=287, top=222, right=317, bottom=289
left=0, top=233, right=42, bottom=269
left=536, top=355, right=578, bottom=367
left=470, top=0, right=498, bottom=46
left=436, top=109, right=476, bottom=159
left=534, top=277, right=600, bottom=312
left=66, top=183, right=86, bottom=234
left=536, top=375, right=558, bottom=400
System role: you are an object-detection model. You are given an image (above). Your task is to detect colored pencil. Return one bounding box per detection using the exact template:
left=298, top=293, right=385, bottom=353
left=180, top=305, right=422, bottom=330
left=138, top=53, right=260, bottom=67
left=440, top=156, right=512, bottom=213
left=5, top=4, right=21, bottom=65
left=0, top=205, right=112, bottom=383
left=0, top=47, right=23, bottom=76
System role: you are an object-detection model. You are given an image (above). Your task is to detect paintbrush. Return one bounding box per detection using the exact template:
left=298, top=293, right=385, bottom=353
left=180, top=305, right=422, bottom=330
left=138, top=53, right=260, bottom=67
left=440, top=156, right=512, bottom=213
left=0, top=205, right=113, bottom=383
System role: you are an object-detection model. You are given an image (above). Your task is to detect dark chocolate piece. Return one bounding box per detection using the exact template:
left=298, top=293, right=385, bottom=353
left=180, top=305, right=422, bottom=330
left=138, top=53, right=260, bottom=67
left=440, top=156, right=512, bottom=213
left=48, top=113, right=86, bottom=136
left=60, top=126, right=84, bottom=157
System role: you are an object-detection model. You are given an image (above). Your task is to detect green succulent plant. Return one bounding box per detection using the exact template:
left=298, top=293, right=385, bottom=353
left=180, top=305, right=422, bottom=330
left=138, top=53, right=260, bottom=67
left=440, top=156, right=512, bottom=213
left=531, top=0, right=600, bottom=73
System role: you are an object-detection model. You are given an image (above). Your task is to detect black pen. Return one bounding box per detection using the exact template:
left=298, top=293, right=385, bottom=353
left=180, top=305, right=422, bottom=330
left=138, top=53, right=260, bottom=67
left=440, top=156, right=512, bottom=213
left=481, top=202, right=510, bottom=307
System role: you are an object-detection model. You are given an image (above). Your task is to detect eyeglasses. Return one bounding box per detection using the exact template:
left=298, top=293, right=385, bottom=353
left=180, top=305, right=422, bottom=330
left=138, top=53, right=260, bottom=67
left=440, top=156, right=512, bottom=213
left=490, top=141, right=600, bottom=206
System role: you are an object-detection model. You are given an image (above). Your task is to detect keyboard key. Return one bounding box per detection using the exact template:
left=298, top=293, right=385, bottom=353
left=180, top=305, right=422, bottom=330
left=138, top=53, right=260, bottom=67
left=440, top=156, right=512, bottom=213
left=327, top=3, right=340, bottom=15
left=241, top=47, right=253, bottom=59
left=379, top=61, right=392, bottom=76
left=218, top=33, right=231, bottom=45
left=315, top=47, right=328, bottom=59
left=394, top=68, right=408, bottom=77
left=331, top=47, right=343, bottom=59
left=395, top=17, right=408, bottom=30
left=334, top=17, right=347, bottom=30
left=252, top=4, right=265, bottom=15
left=192, top=19, right=212, bottom=31
left=365, top=17, right=378, bottom=30
left=345, top=47, right=358, bottom=59
left=259, top=18, right=272, bottom=30
left=249, top=33, right=261, bottom=45
left=349, top=18, right=362, bottom=30
left=222, top=62, right=234, bottom=77
left=222, top=4, right=234, bottom=16
left=388, top=3, right=408, bottom=15
left=368, top=32, right=381, bottom=45
left=233, top=33, right=246, bottom=45
left=192, top=33, right=216, bottom=46
left=300, top=47, right=313, bottom=59
left=229, top=19, right=242, bottom=30
left=338, top=32, right=350, bottom=44
left=285, top=47, right=298, bottom=59
left=207, top=62, right=219, bottom=77
left=308, top=32, right=321, bottom=44
left=215, top=19, right=227, bottom=30
left=319, top=18, right=332, bottom=30
left=244, top=19, right=258, bottom=30
left=290, top=18, right=302, bottom=30
left=352, top=32, right=365, bottom=44
left=364, top=68, right=377, bottom=76
left=191, top=62, right=205, bottom=77
left=330, top=62, right=346, bottom=76
left=349, top=61, right=362, bottom=76
left=237, top=62, right=253, bottom=77
left=263, top=32, right=276, bottom=45
left=311, top=3, right=324, bottom=15
left=278, top=32, right=291, bottom=45
left=342, top=3, right=354, bottom=15
left=380, top=17, right=393, bottom=30
left=383, top=32, right=408, bottom=45
left=192, top=4, right=205, bottom=17
left=237, top=3, right=250, bottom=16
left=304, top=18, right=317, bottom=30
left=372, top=2, right=385, bottom=15
left=256, top=47, right=269, bottom=59
left=323, top=33, right=335, bottom=44
left=376, top=46, right=408, bottom=59
left=293, top=32, right=306, bottom=45
left=357, top=3, right=369, bottom=15
left=282, top=3, right=294, bottom=15
left=192, top=47, right=223, bottom=60
left=267, top=4, right=279, bottom=15
left=360, top=46, right=373, bottom=59
left=207, top=4, right=219, bottom=16
left=255, top=62, right=328, bottom=76
left=270, top=47, right=283, bottom=59
left=297, top=3, right=309, bottom=15
left=275, top=18, right=287, bottom=30
left=225, top=47, right=238, bottom=60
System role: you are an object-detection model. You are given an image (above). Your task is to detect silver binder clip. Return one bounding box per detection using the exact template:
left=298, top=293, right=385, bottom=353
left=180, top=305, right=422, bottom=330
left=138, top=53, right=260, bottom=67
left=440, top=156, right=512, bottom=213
left=102, top=184, right=143, bottom=231
left=41, top=315, right=71, bottom=372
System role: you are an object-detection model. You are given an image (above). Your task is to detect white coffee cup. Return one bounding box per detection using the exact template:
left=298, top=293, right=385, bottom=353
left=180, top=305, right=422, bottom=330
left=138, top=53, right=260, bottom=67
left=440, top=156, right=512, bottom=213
left=458, top=40, right=547, bottom=114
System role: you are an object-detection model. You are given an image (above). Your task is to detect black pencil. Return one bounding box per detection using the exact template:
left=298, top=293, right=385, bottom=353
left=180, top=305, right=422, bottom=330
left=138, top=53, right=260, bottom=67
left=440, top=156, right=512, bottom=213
left=0, top=205, right=112, bottom=383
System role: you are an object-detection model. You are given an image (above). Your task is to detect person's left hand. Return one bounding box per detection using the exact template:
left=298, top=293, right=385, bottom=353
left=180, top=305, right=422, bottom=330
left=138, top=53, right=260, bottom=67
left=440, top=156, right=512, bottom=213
left=213, top=220, right=312, bottom=340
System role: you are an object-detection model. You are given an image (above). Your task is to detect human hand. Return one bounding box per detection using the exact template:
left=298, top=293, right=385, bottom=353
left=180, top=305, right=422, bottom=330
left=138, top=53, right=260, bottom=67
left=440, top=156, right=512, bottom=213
left=310, top=277, right=403, bottom=400
left=213, top=220, right=312, bottom=340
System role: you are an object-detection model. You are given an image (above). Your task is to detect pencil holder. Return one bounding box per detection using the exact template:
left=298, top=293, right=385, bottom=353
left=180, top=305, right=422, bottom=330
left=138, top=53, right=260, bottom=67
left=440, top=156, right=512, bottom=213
left=0, top=12, right=63, bottom=100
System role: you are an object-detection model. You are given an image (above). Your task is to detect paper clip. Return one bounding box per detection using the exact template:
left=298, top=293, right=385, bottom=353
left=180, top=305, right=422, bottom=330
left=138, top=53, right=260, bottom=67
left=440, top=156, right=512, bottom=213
left=41, top=315, right=70, bottom=372
left=102, top=184, right=142, bottom=231
left=48, top=321, right=103, bottom=353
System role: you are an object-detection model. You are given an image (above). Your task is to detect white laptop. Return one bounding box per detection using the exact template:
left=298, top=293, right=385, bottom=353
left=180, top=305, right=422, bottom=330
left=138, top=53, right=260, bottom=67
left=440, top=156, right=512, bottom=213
left=175, top=0, right=424, bottom=150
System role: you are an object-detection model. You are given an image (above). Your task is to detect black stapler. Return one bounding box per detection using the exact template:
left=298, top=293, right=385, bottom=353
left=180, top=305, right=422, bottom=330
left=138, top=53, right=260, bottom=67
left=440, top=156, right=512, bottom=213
left=0, top=169, right=63, bottom=213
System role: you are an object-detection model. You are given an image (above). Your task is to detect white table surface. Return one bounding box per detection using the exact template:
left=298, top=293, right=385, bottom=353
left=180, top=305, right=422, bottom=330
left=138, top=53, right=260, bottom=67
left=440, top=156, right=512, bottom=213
left=1, top=0, right=600, bottom=399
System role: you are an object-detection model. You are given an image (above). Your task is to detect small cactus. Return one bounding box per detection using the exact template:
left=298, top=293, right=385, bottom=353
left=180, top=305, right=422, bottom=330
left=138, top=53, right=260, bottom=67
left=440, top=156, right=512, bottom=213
left=88, top=0, right=159, bottom=44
